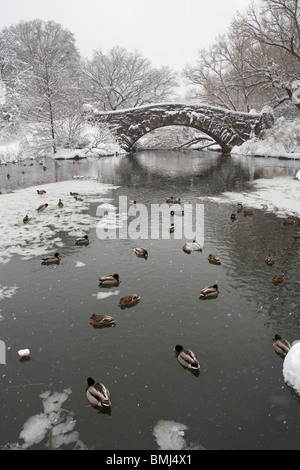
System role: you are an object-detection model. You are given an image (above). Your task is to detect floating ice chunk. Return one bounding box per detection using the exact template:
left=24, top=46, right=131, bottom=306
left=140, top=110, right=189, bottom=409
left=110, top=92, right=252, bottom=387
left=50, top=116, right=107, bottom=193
left=153, top=420, right=188, bottom=450
left=96, top=290, right=120, bottom=300
left=4, top=388, right=87, bottom=450
left=75, top=261, right=86, bottom=267
left=153, top=420, right=205, bottom=450
left=18, top=348, right=30, bottom=358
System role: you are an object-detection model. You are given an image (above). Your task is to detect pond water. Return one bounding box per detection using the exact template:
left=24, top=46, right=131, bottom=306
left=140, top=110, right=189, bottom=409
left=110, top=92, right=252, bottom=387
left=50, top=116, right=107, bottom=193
left=0, top=149, right=300, bottom=451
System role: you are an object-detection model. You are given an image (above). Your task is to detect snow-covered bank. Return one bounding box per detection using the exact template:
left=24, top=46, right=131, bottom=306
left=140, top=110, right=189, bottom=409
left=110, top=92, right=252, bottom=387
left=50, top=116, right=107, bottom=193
left=200, top=176, right=300, bottom=219
left=0, top=123, right=125, bottom=164
left=1, top=115, right=300, bottom=164
left=232, top=117, right=300, bottom=160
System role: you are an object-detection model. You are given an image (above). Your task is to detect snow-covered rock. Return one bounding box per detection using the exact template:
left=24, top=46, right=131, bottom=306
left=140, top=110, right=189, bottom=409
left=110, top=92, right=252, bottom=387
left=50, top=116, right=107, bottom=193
left=283, top=342, right=300, bottom=395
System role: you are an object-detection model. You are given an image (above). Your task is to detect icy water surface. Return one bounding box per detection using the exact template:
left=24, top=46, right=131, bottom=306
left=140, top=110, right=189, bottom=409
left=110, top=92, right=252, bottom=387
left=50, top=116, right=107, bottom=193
left=0, top=150, right=300, bottom=450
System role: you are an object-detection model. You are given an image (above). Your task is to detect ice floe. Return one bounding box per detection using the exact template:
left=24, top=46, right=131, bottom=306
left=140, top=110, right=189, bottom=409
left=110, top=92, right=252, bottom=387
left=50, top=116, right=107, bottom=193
left=0, top=179, right=119, bottom=264
left=153, top=419, right=204, bottom=450
left=199, top=176, right=300, bottom=219
left=3, top=388, right=87, bottom=450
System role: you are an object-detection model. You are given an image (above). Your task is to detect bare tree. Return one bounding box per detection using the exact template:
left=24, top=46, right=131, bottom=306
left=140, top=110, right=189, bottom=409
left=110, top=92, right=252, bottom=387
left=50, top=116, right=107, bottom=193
left=183, top=0, right=300, bottom=112
left=237, top=0, right=300, bottom=109
left=81, top=45, right=178, bottom=110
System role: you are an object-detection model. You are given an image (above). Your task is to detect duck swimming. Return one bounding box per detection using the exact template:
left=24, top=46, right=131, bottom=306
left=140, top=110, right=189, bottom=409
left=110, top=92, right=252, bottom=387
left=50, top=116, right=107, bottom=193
left=41, top=252, right=60, bottom=264
left=265, top=254, right=275, bottom=266
left=170, top=210, right=184, bottom=216
left=273, top=334, right=291, bottom=357
left=75, top=235, right=89, bottom=245
left=283, top=219, right=294, bottom=225
left=244, top=210, right=254, bottom=216
left=208, top=254, right=221, bottom=265
left=58, top=199, right=64, bottom=208
left=98, top=274, right=120, bottom=287
left=134, top=247, right=148, bottom=259
left=237, top=203, right=243, bottom=212
left=74, top=196, right=83, bottom=201
left=119, top=294, right=140, bottom=308
left=173, top=345, right=200, bottom=370
left=90, top=314, right=116, bottom=328
left=293, top=231, right=300, bottom=239
left=199, top=284, right=219, bottom=299
left=37, top=203, right=48, bottom=212
left=273, top=273, right=284, bottom=284
left=86, top=377, right=111, bottom=407
left=182, top=240, right=202, bottom=253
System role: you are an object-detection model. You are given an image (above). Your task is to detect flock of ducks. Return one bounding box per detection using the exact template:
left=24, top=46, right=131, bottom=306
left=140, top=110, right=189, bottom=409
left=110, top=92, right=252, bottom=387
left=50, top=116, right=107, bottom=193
left=22, top=188, right=300, bottom=408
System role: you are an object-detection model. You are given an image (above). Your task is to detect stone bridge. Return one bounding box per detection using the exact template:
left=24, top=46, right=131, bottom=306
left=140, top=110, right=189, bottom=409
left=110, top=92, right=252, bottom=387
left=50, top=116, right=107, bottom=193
left=90, top=103, right=274, bottom=153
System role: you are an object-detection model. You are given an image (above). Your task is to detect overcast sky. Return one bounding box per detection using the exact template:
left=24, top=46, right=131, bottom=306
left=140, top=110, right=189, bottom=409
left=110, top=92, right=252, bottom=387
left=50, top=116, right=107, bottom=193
left=0, top=0, right=252, bottom=71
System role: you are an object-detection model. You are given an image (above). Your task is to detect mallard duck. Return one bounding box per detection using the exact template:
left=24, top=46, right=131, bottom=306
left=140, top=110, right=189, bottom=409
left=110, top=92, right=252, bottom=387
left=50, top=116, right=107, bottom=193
left=74, top=196, right=83, bottom=201
left=293, top=231, right=300, bottom=239
left=129, top=200, right=136, bottom=205
left=119, top=294, right=140, bottom=308
left=23, top=215, right=30, bottom=224
left=134, top=247, right=148, bottom=259
left=41, top=252, right=60, bottom=264
left=199, top=284, right=219, bottom=299
left=190, top=240, right=202, bottom=251
left=182, top=240, right=202, bottom=253
left=182, top=243, right=192, bottom=254
left=86, top=377, right=111, bottom=407
left=283, top=219, right=294, bottom=225
left=265, top=254, right=275, bottom=266
left=98, top=273, right=120, bottom=287
left=173, top=198, right=181, bottom=204
left=237, top=203, right=243, bottom=212
left=170, top=210, right=184, bottom=216
left=166, top=197, right=174, bottom=203
left=244, top=210, right=253, bottom=216
left=37, top=203, right=48, bottom=212
left=230, top=213, right=236, bottom=221
left=37, top=189, right=46, bottom=194
left=75, top=235, right=89, bottom=245
left=58, top=199, right=64, bottom=208
left=173, top=345, right=200, bottom=370
left=90, top=313, right=116, bottom=328
left=273, top=273, right=284, bottom=284
left=70, top=192, right=79, bottom=196
left=169, top=223, right=175, bottom=233
left=273, top=334, right=291, bottom=357
left=208, top=254, right=221, bottom=265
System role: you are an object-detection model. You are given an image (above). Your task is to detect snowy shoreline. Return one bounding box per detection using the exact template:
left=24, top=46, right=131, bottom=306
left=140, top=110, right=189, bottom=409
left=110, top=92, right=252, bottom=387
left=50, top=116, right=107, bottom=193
left=1, top=115, right=300, bottom=164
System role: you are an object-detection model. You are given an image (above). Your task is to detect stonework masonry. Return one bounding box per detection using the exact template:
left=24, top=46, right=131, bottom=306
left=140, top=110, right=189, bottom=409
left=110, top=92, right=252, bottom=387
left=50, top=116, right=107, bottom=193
left=91, top=103, right=274, bottom=153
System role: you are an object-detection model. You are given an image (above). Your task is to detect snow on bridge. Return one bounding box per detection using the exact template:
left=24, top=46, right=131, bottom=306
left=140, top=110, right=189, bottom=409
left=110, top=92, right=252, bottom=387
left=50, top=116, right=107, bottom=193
left=90, top=103, right=274, bottom=153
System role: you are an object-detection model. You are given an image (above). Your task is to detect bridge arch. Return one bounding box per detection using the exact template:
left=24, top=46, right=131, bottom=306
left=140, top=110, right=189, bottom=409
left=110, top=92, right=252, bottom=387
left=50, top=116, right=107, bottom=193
left=91, top=103, right=274, bottom=154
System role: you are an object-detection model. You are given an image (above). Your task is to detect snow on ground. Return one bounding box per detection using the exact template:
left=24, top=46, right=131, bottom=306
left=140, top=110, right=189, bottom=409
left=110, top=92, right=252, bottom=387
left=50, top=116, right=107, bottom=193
left=232, top=116, right=300, bottom=159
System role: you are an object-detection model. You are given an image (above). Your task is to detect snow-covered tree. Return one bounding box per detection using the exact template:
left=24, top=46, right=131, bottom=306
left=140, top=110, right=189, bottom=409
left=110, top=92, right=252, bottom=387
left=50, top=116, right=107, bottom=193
left=0, top=19, right=82, bottom=153
left=183, top=0, right=300, bottom=113
left=81, top=45, right=178, bottom=110
left=237, top=0, right=300, bottom=110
